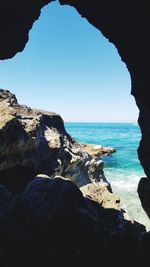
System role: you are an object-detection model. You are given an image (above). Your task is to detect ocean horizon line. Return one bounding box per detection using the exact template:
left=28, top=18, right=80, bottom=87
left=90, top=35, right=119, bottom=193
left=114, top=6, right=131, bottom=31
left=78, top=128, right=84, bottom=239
left=65, top=121, right=138, bottom=124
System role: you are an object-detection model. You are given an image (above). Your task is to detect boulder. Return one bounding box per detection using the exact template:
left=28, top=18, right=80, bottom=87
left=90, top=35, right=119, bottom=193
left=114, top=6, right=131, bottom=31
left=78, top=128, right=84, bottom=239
left=80, top=181, right=120, bottom=210
left=0, top=177, right=147, bottom=267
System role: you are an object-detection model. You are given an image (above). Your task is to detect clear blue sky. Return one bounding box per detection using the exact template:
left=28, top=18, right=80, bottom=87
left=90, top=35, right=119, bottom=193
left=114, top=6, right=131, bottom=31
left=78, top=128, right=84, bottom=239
left=0, top=1, right=139, bottom=122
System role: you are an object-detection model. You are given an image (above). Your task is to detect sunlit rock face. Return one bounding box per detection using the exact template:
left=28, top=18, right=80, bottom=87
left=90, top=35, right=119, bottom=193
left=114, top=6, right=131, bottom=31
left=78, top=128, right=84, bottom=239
left=0, top=89, right=108, bottom=193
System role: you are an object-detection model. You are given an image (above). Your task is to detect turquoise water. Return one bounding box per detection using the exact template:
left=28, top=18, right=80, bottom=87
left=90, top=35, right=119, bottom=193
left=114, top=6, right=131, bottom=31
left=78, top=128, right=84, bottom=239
left=65, top=122, right=150, bottom=230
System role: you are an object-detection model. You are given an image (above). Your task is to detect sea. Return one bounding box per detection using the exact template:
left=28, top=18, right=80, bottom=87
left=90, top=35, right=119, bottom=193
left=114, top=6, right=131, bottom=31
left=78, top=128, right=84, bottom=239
left=65, top=122, right=150, bottom=230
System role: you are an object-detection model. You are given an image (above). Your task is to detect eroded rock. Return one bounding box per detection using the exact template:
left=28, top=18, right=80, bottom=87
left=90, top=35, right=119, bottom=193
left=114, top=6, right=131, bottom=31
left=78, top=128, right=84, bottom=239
left=80, top=181, right=120, bottom=210
left=0, top=89, right=108, bottom=192
left=80, top=143, right=116, bottom=157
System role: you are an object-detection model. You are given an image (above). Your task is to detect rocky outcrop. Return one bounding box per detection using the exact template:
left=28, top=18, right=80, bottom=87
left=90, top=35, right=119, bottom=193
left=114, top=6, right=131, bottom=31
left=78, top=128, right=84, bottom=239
left=0, top=176, right=147, bottom=267
left=80, top=143, right=116, bottom=157
left=0, top=89, right=148, bottom=266
left=80, top=181, right=120, bottom=210
left=0, top=89, right=109, bottom=192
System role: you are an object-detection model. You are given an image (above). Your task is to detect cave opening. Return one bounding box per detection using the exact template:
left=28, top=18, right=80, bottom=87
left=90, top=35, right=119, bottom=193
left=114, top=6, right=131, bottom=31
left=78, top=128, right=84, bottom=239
left=0, top=1, right=149, bottom=228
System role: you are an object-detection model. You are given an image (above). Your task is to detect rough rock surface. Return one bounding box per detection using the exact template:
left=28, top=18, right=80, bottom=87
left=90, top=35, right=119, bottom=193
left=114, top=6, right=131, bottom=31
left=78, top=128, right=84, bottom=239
left=80, top=181, right=120, bottom=210
left=138, top=177, right=150, bottom=219
left=0, top=89, right=108, bottom=192
left=0, top=177, right=147, bottom=267
left=80, top=143, right=116, bottom=157
left=0, top=0, right=150, bottom=221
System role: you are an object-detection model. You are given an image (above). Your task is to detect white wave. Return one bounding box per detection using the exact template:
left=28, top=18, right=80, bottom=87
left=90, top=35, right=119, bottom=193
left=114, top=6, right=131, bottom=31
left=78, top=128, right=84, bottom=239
left=105, top=170, right=150, bottom=230
left=105, top=171, right=142, bottom=192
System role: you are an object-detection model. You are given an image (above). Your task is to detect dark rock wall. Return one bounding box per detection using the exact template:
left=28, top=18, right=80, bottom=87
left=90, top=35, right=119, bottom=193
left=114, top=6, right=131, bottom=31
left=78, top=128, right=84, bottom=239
left=0, top=177, right=147, bottom=267
left=0, top=0, right=54, bottom=59
left=0, top=1, right=150, bottom=212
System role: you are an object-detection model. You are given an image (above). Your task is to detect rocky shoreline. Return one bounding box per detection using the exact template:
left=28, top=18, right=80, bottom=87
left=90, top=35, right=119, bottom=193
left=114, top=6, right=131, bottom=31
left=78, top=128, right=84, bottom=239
left=0, top=89, right=149, bottom=267
left=80, top=143, right=116, bottom=157
left=0, top=89, right=116, bottom=192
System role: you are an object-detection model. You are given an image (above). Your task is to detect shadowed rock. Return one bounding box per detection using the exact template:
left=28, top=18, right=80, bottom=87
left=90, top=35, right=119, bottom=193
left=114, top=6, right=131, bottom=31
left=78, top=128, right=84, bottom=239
left=0, top=177, right=147, bottom=267
left=138, top=177, right=150, bottom=219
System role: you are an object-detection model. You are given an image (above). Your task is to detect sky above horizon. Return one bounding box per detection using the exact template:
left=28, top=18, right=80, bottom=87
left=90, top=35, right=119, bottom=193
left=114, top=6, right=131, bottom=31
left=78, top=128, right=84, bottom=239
left=0, top=1, right=139, bottom=122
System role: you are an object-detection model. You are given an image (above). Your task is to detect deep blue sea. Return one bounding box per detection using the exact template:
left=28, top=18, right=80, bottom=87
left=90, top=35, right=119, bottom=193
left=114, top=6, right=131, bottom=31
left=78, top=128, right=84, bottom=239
left=65, top=122, right=150, bottom=230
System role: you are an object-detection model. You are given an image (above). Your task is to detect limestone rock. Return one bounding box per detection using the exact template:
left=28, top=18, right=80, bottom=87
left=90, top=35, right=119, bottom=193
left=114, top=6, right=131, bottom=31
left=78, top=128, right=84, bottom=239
left=0, top=89, right=106, bottom=192
left=80, top=143, right=116, bottom=157
left=80, top=181, right=120, bottom=210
